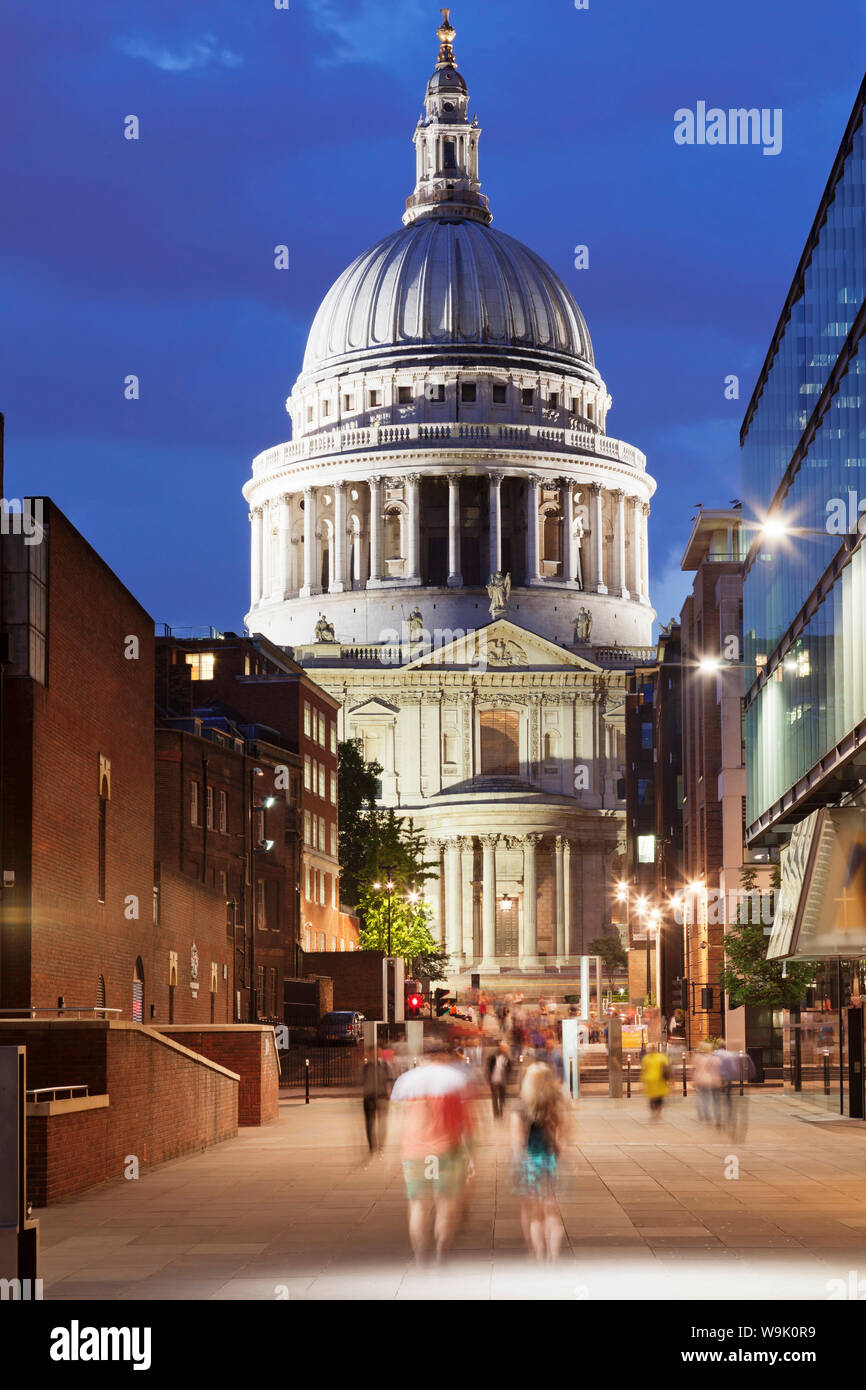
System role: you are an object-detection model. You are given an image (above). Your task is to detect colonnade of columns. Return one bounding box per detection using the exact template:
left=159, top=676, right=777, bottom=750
left=249, top=471, right=650, bottom=605
left=430, top=831, right=585, bottom=970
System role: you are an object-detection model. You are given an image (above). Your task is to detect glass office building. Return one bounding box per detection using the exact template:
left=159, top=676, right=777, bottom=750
left=742, top=77, right=866, bottom=839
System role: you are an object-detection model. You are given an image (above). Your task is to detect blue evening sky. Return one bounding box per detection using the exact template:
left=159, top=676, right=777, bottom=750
left=1, top=0, right=863, bottom=633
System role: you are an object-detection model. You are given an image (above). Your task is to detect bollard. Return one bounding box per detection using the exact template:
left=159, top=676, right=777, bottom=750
left=824, top=1052, right=831, bottom=1095
left=739, top=1052, right=745, bottom=1097
left=305, top=1057, right=310, bottom=1104
left=682, top=1055, right=687, bottom=1097
left=626, top=1056, right=631, bottom=1099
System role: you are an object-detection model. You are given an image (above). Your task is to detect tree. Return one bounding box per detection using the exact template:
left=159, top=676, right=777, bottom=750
left=337, top=738, right=382, bottom=909
left=588, top=933, right=628, bottom=993
left=720, top=863, right=812, bottom=1009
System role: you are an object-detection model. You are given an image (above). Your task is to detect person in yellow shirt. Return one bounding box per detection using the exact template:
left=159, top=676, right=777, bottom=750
left=641, top=1045, right=671, bottom=1120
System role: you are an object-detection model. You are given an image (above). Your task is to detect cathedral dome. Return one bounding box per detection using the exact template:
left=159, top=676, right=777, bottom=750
left=301, top=218, right=595, bottom=377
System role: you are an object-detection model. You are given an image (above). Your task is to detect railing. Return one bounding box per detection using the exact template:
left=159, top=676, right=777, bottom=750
left=26, top=1085, right=90, bottom=1102
left=0, top=1007, right=122, bottom=1020
left=279, top=1045, right=364, bottom=1088
left=252, top=422, right=646, bottom=476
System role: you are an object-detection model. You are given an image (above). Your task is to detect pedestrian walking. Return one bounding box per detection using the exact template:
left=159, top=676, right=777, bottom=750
left=511, top=1063, right=566, bottom=1262
left=692, top=1042, right=722, bottom=1124
left=640, top=1044, right=670, bottom=1119
left=487, top=1041, right=511, bottom=1118
left=361, top=1055, right=387, bottom=1153
left=390, top=1039, right=474, bottom=1263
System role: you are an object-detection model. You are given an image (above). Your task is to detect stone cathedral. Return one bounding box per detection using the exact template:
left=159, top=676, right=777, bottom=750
left=243, top=13, right=656, bottom=988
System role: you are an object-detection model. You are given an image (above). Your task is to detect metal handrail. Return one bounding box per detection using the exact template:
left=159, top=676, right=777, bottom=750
left=26, top=1085, right=90, bottom=1102
left=0, top=1007, right=122, bottom=1019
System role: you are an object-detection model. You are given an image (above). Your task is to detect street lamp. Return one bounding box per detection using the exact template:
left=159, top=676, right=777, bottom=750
left=373, top=867, right=396, bottom=956
left=249, top=765, right=276, bottom=1021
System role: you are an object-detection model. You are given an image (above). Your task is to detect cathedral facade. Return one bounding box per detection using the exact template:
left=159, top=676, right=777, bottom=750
left=242, top=13, right=656, bottom=986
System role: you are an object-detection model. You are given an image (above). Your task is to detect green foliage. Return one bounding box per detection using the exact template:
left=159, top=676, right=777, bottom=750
left=588, top=933, right=628, bottom=988
left=720, top=863, right=812, bottom=1009
left=337, top=739, right=382, bottom=909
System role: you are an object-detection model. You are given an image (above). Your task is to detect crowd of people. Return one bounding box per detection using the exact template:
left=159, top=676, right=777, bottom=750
left=356, top=995, right=756, bottom=1264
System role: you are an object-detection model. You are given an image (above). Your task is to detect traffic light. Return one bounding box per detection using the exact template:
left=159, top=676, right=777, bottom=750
left=404, top=982, right=424, bottom=1019
left=671, top=977, right=686, bottom=1010
left=434, top=987, right=451, bottom=1017
left=700, top=985, right=714, bottom=1011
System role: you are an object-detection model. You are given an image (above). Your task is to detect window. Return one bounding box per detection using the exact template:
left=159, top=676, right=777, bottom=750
left=304, top=926, right=311, bottom=951
left=321, top=400, right=330, bottom=418
left=320, top=876, right=326, bottom=906
left=218, top=870, right=228, bottom=896
left=521, top=388, right=534, bottom=407
left=190, top=779, right=200, bottom=826
left=185, top=651, right=215, bottom=681
left=256, top=879, right=266, bottom=929
left=304, top=756, right=311, bottom=790
left=443, top=138, right=456, bottom=169
left=398, top=385, right=413, bottom=404
left=305, top=865, right=312, bottom=900
left=640, top=720, right=653, bottom=751
left=318, top=766, right=325, bottom=798
left=637, top=834, right=655, bottom=864
left=368, top=389, right=381, bottom=407
left=306, top=406, right=313, bottom=423
left=304, top=702, right=311, bottom=736
left=319, top=933, right=326, bottom=951
left=206, top=785, right=214, bottom=830
left=427, top=383, right=445, bottom=402
left=319, top=815, right=326, bottom=848
left=443, top=730, right=457, bottom=766
left=549, top=392, right=559, bottom=408
left=332, top=878, right=337, bottom=908
left=330, top=722, right=337, bottom=754
left=330, top=823, right=337, bottom=857
left=340, top=938, right=345, bottom=951
left=460, top=383, right=477, bottom=403
left=543, top=730, right=559, bottom=763
left=586, top=401, right=594, bottom=422
left=571, top=397, right=580, bottom=414
left=480, top=709, right=520, bottom=775
left=331, top=936, right=338, bottom=952
left=318, top=713, right=326, bottom=746
left=330, top=772, right=337, bottom=805
left=218, top=789, right=227, bottom=833
left=304, top=810, right=311, bottom=845
left=343, top=393, right=354, bottom=411
left=311, top=816, right=318, bottom=850
left=492, top=384, right=507, bottom=404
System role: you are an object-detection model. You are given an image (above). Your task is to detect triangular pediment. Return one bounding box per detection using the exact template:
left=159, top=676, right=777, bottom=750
left=348, top=697, right=401, bottom=717
left=402, top=619, right=603, bottom=673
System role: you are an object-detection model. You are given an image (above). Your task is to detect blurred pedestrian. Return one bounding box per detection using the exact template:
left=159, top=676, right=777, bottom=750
left=693, top=1042, right=721, bottom=1124
left=487, top=1041, right=512, bottom=1118
left=511, top=1063, right=566, bottom=1262
left=640, top=1044, right=670, bottom=1120
left=361, top=1055, right=388, bottom=1153
left=390, top=1039, right=474, bottom=1263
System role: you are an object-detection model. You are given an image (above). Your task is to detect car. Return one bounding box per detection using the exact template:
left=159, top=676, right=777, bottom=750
left=316, top=1010, right=365, bottom=1045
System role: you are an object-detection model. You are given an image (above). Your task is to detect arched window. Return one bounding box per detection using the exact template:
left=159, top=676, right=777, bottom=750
left=544, top=731, right=559, bottom=763
left=320, top=518, right=332, bottom=591
left=479, top=709, right=520, bottom=776
left=542, top=509, right=562, bottom=566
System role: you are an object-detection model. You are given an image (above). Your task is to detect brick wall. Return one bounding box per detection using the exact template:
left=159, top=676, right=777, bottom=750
left=159, top=1025, right=279, bottom=1125
left=302, top=951, right=383, bottom=1019
left=6, top=1021, right=238, bottom=1206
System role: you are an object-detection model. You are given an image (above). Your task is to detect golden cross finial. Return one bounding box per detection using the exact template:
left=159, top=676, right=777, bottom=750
left=436, top=7, right=456, bottom=64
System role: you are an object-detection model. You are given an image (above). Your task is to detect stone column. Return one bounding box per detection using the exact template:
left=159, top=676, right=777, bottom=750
left=526, top=474, right=541, bottom=583
left=367, top=476, right=383, bottom=586
left=563, top=839, right=573, bottom=959
left=447, top=473, right=463, bottom=586
left=406, top=473, right=421, bottom=584
left=521, top=834, right=539, bottom=968
left=488, top=471, right=503, bottom=575
left=277, top=496, right=290, bottom=599
left=629, top=496, right=642, bottom=597
left=300, top=486, right=317, bottom=597
left=612, top=489, right=628, bottom=598
left=480, top=834, right=498, bottom=968
left=250, top=507, right=263, bottom=605
left=554, top=835, right=566, bottom=958
left=458, top=836, right=475, bottom=958
left=641, top=503, right=650, bottom=602
left=331, top=481, right=347, bottom=592
left=444, top=839, right=462, bottom=956
left=589, top=483, right=607, bottom=594
left=562, top=481, right=576, bottom=584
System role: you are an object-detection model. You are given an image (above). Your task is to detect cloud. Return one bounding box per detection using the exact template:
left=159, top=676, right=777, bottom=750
left=307, top=0, right=427, bottom=67
left=114, top=33, right=242, bottom=73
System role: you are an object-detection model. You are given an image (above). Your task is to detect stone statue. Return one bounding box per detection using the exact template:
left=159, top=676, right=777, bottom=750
left=486, top=571, right=511, bottom=619
left=573, top=511, right=585, bottom=589
left=314, top=613, right=336, bottom=643
left=408, top=606, right=424, bottom=644
left=488, top=638, right=527, bottom=667
left=573, top=606, right=593, bottom=644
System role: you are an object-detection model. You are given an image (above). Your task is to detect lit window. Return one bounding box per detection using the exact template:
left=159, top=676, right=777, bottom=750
left=206, top=785, right=214, bottom=830
left=304, top=810, right=311, bottom=845
left=304, top=756, right=311, bottom=791
left=185, top=651, right=215, bottom=681
left=305, top=865, right=312, bottom=900
left=318, top=766, right=325, bottom=798
left=218, top=790, right=227, bottom=833
left=318, top=713, right=326, bottom=746
left=330, top=824, right=337, bottom=857
left=304, top=702, right=311, bottom=736
left=330, top=722, right=337, bottom=754
left=637, top=835, right=655, bottom=864
left=190, top=779, right=200, bottom=826
left=330, top=773, right=337, bottom=805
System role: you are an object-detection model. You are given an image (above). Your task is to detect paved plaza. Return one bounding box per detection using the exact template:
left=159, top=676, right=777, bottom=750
left=34, top=1089, right=866, bottom=1301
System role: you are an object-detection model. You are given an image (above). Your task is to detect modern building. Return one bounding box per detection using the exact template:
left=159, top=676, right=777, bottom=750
left=742, top=76, right=866, bottom=1110
left=242, top=14, right=656, bottom=987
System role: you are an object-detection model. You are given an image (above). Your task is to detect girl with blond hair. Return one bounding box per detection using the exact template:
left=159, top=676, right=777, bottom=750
left=510, top=1062, right=566, bottom=1262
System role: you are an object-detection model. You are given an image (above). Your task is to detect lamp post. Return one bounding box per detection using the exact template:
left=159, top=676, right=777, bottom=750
left=248, top=765, right=276, bottom=1022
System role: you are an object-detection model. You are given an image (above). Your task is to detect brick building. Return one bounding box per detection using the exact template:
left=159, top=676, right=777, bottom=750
left=156, top=633, right=357, bottom=1021
left=0, top=500, right=231, bottom=1024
